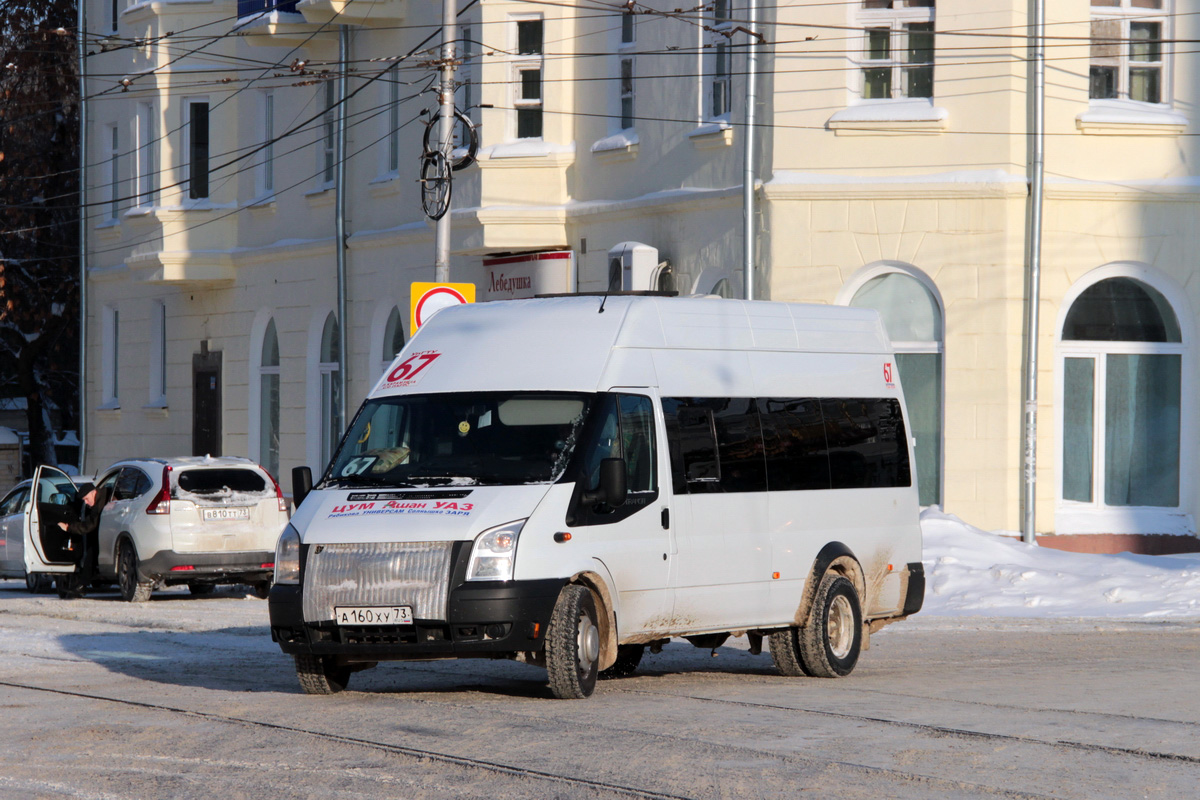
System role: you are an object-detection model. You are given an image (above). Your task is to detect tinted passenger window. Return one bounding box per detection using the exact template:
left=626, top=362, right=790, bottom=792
left=663, top=398, right=766, bottom=493
left=618, top=395, right=657, bottom=493
left=759, top=398, right=831, bottom=491
left=115, top=469, right=143, bottom=500
left=820, top=398, right=911, bottom=489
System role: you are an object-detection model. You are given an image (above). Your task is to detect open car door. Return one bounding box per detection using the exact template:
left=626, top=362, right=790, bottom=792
left=23, top=465, right=83, bottom=575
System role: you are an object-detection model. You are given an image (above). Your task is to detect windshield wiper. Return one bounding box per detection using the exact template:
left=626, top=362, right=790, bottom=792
left=322, top=473, right=416, bottom=489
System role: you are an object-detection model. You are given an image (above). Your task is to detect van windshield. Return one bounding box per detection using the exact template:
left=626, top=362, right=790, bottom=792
left=323, top=392, right=593, bottom=488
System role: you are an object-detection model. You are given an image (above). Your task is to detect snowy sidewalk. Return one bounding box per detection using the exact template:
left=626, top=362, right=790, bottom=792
left=921, top=509, right=1200, bottom=619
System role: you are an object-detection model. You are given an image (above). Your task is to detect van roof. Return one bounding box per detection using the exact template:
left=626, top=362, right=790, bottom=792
left=371, top=296, right=892, bottom=397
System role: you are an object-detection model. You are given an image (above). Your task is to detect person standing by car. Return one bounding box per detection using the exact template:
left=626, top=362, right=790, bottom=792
left=55, top=486, right=108, bottom=598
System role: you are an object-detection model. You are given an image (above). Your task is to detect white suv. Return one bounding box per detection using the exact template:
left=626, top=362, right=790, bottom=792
left=30, top=457, right=289, bottom=601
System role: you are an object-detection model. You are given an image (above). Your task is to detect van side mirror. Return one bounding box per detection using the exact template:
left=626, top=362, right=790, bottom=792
left=292, top=466, right=313, bottom=509
left=583, top=458, right=627, bottom=509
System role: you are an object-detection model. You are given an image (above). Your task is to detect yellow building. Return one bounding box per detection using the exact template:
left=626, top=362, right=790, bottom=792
left=83, top=0, right=1200, bottom=551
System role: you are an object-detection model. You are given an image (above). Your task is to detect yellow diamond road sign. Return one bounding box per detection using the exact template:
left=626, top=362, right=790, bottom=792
left=411, top=282, right=475, bottom=333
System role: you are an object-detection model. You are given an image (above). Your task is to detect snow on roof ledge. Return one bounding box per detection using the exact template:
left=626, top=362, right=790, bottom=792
left=0, top=427, right=17, bottom=445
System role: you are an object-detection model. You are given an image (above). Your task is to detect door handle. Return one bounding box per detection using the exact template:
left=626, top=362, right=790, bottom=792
left=661, top=507, right=670, bottom=530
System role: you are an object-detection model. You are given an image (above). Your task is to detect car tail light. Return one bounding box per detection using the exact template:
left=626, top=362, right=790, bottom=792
left=170, top=565, right=195, bottom=572
left=146, top=465, right=171, bottom=515
left=267, top=470, right=288, bottom=514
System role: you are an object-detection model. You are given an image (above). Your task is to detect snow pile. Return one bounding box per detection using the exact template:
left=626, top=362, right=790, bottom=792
left=921, top=508, right=1200, bottom=619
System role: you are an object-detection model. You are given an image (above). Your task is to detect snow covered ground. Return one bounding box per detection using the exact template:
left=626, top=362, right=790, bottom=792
left=921, top=508, right=1200, bottom=619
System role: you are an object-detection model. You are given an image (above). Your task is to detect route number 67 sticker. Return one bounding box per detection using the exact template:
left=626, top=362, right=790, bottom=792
left=384, top=351, right=441, bottom=388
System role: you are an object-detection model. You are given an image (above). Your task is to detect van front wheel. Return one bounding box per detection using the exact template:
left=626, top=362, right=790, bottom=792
left=545, top=584, right=600, bottom=699
left=798, top=573, right=862, bottom=678
left=295, top=654, right=351, bottom=695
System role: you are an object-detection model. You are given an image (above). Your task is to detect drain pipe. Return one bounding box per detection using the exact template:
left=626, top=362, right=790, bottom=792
left=77, top=1, right=88, bottom=473
left=336, top=25, right=349, bottom=429
left=741, top=0, right=759, bottom=302
left=1021, top=0, right=1046, bottom=545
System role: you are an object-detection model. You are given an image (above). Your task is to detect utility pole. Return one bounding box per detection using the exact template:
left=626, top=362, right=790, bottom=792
left=742, top=0, right=759, bottom=302
left=433, top=0, right=458, bottom=282
left=1021, top=0, right=1046, bottom=545
left=77, top=0, right=88, bottom=473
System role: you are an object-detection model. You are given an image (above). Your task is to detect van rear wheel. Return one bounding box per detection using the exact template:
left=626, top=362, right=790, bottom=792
left=798, top=573, right=863, bottom=678
left=768, top=628, right=813, bottom=677
left=295, top=654, right=351, bottom=695
left=545, top=584, right=600, bottom=699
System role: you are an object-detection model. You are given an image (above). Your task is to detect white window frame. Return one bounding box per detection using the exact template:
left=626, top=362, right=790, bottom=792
left=101, top=305, right=120, bottom=407
left=1089, top=0, right=1170, bottom=107
left=381, top=75, right=400, bottom=176
left=147, top=300, right=167, bottom=407
left=456, top=25, right=476, bottom=149
left=1054, top=265, right=1194, bottom=535
left=853, top=1, right=936, bottom=102
left=260, top=91, right=275, bottom=196
left=134, top=103, right=156, bottom=209
left=511, top=15, right=544, bottom=140
left=318, top=313, right=341, bottom=469
left=259, top=318, right=281, bottom=479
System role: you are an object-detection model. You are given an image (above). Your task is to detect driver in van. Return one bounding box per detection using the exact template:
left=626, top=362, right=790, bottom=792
left=54, top=487, right=107, bottom=597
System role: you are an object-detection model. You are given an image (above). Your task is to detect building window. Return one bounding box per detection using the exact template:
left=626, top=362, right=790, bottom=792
left=847, top=269, right=943, bottom=506
left=187, top=100, right=210, bottom=199
left=856, top=1, right=935, bottom=100
left=102, top=305, right=119, bottom=406
left=706, top=1, right=733, bottom=119
left=319, top=313, right=342, bottom=469
left=513, top=17, right=543, bottom=139
left=149, top=301, right=167, bottom=405
left=1089, top=0, right=1167, bottom=104
left=1059, top=277, right=1182, bottom=510
left=620, top=57, right=635, bottom=130
left=111, top=0, right=120, bottom=32
left=259, top=318, right=280, bottom=478
left=260, top=92, right=274, bottom=195
left=384, top=74, right=400, bottom=174
left=322, top=80, right=336, bottom=185
left=380, top=307, right=405, bottom=375
left=106, top=125, right=120, bottom=220
left=457, top=26, right=476, bottom=148
left=135, top=103, right=156, bottom=207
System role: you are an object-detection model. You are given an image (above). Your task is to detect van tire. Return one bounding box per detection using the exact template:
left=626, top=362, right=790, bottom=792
left=545, top=584, right=600, bottom=699
left=798, top=573, right=862, bottom=678
left=117, top=542, right=153, bottom=603
left=769, top=628, right=813, bottom=677
left=295, top=654, right=351, bottom=694
left=600, top=644, right=644, bottom=679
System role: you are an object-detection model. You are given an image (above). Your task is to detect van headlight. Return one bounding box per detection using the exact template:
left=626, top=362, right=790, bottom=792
left=466, top=520, right=526, bottom=582
left=274, top=525, right=301, bottom=584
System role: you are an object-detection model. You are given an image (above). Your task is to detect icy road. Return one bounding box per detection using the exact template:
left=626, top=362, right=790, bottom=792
left=0, top=581, right=1197, bottom=799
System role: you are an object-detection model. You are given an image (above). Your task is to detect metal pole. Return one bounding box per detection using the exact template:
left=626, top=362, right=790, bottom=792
left=1021, top=0, right=1046, bottom=544
left=433, top=0, right=457, bottom=282
left=336, top=25, right=349, bottom=429
left=77, top=0, right=88, bottom=473
left=742, top=0, right=758, bottom=302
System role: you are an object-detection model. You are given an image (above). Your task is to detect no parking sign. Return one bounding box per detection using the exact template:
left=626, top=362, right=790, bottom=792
left=410, top=282, right=475, bottom=333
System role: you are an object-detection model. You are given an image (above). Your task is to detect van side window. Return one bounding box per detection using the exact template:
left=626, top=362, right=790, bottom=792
left=662, top=398, right=767, bottom=493
left=820, top=398, right=911, bottom=489
left=759, top=398, right=831, bottom=491
left=570, top=393, right=659, bottom=526
left=618, top=394, right=656, bottom=493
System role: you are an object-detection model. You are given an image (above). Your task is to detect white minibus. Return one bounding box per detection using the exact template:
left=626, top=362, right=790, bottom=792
left=269, top=296, right=924, bottom=698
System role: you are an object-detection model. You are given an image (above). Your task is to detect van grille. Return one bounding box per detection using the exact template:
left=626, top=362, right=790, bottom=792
left=302, top=541, right=455, bottom=623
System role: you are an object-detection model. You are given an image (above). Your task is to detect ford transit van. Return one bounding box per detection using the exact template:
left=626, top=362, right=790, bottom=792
left=269, top=296, right=924, bottom=698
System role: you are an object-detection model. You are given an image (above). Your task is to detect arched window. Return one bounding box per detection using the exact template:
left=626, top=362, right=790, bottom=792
left=319, top=313, right=342, bottom=469
left=1060, top=277, right=1182, bottom=511
left=847, top=269, right=944, bottom=506
left=381, top=306, right=405, bottom=375
left=258, top=319, right=280, bottom=478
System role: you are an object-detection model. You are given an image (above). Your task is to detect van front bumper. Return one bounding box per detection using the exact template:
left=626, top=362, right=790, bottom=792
left=268, top=578, right=565, bottom=660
